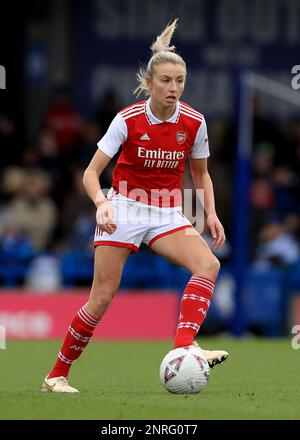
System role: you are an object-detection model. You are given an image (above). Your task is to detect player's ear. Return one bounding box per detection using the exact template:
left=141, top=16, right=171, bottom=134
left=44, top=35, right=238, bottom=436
left=146, top=75, right=153, bottom=93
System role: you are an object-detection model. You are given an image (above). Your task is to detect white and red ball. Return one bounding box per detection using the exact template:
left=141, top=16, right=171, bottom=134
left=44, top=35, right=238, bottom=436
left=159, top=345, right=210, bottom=394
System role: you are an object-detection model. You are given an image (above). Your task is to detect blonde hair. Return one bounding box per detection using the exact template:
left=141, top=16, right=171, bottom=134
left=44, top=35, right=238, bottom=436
left=134, top=19, right=186, bottom=97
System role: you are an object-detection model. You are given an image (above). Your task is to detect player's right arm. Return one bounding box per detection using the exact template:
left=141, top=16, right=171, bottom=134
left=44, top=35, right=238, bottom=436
left=83, top=149, right=116, bottom=234
left=83, top=113, right=127, bottom=234
left=83, top=149, right=111, bottom=207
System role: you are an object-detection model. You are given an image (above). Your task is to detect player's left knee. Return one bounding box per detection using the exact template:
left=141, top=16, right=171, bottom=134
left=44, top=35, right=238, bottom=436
left=206, top=255, right=220, bottom=278
left=193, top=254, right=220, bottom=279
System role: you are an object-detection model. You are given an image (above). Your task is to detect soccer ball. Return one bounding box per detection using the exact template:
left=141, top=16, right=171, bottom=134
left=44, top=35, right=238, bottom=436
left=159, top=345, right=210, bottom=394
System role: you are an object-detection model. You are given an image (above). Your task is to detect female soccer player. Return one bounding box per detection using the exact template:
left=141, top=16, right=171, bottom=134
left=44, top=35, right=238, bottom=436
left=42, top=19, right=228, bottom=393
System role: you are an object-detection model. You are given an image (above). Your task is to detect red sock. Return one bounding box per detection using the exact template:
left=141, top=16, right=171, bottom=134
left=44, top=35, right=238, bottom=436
left=48, top=306, right=99, bottom=378
left=174, top=276, right=215, bottom=349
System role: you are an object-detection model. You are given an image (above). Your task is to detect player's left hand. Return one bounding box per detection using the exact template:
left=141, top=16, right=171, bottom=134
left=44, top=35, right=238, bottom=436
left=206, top=214, right=226, bottom=249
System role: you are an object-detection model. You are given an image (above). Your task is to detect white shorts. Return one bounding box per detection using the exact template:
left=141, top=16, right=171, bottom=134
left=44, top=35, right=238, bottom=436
left=94, top=188, right=193, bottom=254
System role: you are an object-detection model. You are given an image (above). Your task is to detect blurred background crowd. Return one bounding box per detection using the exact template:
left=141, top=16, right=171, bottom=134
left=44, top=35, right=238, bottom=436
left=0, top=0, right=299, bottom=335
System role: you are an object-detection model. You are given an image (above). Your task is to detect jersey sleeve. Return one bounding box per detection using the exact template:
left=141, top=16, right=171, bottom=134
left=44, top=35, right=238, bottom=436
left=97, top=113, right=128, bottom=158
left=190, top=118, right=210, bottom=159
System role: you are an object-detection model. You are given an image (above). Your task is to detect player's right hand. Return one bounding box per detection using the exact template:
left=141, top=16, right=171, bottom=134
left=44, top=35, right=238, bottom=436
left=96, top=200, right=117, bottom=234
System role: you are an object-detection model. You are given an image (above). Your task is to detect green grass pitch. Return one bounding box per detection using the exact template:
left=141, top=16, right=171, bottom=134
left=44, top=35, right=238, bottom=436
left=1, top=338, right=299, bottom=420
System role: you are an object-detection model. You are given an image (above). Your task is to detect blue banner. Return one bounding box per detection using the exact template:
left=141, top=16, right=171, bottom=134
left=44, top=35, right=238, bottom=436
left=73, top=0, right=300, bottom=118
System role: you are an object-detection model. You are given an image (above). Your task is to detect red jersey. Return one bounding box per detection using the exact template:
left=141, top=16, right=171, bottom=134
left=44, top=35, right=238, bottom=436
left=97, top=99, right=209, bottom=207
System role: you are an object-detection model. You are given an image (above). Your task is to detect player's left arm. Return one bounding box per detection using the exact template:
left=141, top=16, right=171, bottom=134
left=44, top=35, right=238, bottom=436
left=189, top=157, right=226, bottom=249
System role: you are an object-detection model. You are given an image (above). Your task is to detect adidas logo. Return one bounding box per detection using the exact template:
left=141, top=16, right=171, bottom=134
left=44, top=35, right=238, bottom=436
left=140, top=133, right=150, bottom=141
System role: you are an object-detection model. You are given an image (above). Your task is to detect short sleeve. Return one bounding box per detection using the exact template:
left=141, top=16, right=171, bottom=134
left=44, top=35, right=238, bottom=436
left=190, top=118, right=210, bottom=159
left=97, top=113, right=128, bottom=158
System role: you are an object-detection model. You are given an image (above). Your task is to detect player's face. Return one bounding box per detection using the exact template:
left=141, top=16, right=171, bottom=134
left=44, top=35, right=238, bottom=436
left=147, top=63, right=186, bottom=108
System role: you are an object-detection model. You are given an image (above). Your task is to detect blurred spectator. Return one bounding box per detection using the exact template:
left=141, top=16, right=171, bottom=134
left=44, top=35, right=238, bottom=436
left=21, top=129, right=67, bottom=205
left=254, top=220, right=300, bottom=268
left=249, top=178, right=275, bottom=252
left=58, top=167, right=93, bottom=248
left=25, top=254, right=62, bottom=291
left=0, top=114, right=21, bottom=167
left=94, top=91, right=122, bottom=188
left=68, top=209, right=95, bottom=252
left=76, top=121, right=115, bottom=189
left=253, top=142, right=274, bottom=178
left=0, top=166, right=27, bottom=204
left=96, top=90, right=121, bottom=133
left=0, top=209, right=36, bottom=286
left=272, top=166, right=299, bottom=215
left=250, top=177, right=275, bottom=211
left=283, top=213, right=300, bottom=242
left=0, top=209, right=36, bottom=260
left=76, top=121, right=102, bottom=168
left=45, top=86, right=84, bottom=157
left=21, top=145, right=40, bottom=168
left=9, top=170, right=58, bottom=251
left=35, top=128, right=64, bottom=201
